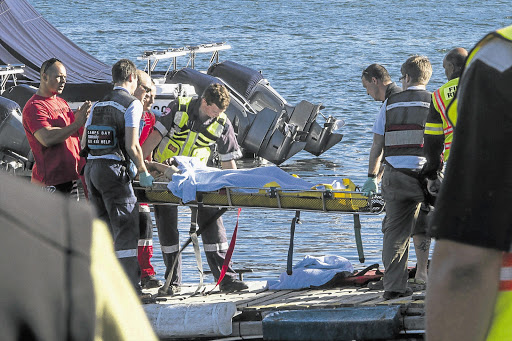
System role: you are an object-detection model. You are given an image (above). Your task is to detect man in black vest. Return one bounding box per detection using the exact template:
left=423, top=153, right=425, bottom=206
left=363, top=55, right=432, bottom=299
left=82, top=59, right=154, bottom=294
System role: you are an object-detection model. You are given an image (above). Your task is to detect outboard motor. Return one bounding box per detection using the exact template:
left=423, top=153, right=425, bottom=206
left=2, top=84, right=37, bottom=109
left=208, top=61, right=343, bottom=162
left=0, top=97, right=32, bottom=171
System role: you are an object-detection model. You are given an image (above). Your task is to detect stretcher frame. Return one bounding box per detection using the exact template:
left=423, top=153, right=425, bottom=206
left=134, top=181, right=385, bottom=275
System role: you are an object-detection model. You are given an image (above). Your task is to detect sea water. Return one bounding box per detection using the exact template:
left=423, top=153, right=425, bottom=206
left=29, top=0, right=511, bottom=282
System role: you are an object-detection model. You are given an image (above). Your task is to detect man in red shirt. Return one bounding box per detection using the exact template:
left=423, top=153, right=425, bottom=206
left=22, top=58, right=91, bottom=198
left=133, top=70, right=162, bottom=289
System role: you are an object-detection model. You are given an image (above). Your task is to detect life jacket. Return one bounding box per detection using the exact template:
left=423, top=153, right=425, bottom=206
left=446, top=25, right=512, bottom=129
left=85, top=89, right=136, bottom=161
left=383, top=89, right=431, bottom=167
left=425, top=77, right=459, bottom=161
left=154, top=97, right=227, bottom=165
left=486, top=252, right=512, bottom=340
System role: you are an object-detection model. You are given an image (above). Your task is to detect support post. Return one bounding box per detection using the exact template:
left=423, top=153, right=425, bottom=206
left=353, top=214, right=365, bottom=263
left=287, top=210, right=301, bottom=275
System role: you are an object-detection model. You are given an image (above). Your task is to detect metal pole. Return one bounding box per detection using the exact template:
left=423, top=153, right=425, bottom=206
left=353, top=214, right=365, bottom=263
left=287, top=210, right=301, bottom=275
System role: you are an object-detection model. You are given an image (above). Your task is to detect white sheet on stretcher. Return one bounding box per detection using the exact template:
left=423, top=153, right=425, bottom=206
left=169, top=156, right=313, bottom=203
left=266, top=255, right=354, bottom=290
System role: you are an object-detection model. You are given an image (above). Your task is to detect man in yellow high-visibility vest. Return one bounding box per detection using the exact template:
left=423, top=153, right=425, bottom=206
left=421, top=47, right=467, bottom=194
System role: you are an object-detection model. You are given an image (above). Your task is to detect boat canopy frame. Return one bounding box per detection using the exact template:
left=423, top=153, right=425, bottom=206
left=137, top=42, right=231, bottom=78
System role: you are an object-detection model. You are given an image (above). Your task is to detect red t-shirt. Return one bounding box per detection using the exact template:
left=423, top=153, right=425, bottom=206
left=22, top=94, right=85, bottom=186
left=139, top=111, right=156, bottom=208
left=139, top=111, right=156, bottom=146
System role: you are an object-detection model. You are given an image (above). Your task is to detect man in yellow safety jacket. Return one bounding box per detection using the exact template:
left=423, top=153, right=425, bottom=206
left=421, top=48, right=468, bottom=196
left=426, top=25, right=512, bottom=340
left=142, top=83, right=248, bottom=295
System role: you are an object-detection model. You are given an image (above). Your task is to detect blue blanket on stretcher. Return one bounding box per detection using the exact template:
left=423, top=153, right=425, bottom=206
left=168, top=156, right=313, bottom=203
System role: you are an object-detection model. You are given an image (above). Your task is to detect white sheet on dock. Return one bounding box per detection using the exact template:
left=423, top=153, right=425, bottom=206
left=266, top=255, right=354, bottom=290
left=169, top=156, right=313, bottom=203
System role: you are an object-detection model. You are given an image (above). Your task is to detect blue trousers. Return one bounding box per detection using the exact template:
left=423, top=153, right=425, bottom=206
left=154, top=205, right=237, bottom=285
left=84, top=159, right=140, bottom=288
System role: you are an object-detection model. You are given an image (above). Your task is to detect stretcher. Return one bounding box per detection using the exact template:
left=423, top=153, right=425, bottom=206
left=133, top=179, right=385, bottom=276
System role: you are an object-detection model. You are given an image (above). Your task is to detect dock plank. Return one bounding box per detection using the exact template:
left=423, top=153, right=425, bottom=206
left=143, top=281, right=427, bottom=339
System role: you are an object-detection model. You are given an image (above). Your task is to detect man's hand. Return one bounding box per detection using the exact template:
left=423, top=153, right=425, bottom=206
left=362, top=177, right=378, bottom=196
left=75, top=100, right=92, bottom=126
left=427, top=175, right=443, bottom=196
left=139, top=171, right=154, bottom=187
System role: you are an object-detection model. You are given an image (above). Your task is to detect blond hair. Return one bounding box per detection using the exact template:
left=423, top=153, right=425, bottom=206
left=401, top=55, right=432, bottom=85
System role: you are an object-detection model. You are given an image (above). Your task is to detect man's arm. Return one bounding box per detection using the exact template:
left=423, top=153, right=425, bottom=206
left=426, top=240, right=502, bottom=341
left=368, top=133, right=384, bottom=175
left=125, top=127, right=148, bottom=174
left=35, top=101, right=91, bottom=147
left=422, top=102, right=445, bottom=178
left=141, top=129, right=163, bottom=160
left=221, top=159, right=237, bottom=170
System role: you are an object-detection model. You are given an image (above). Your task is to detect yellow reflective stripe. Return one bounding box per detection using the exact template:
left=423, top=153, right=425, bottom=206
left=425, top=122, right=444, bottom=135
left=496, top=25, right=512, bottom=42
left=178, top=97, right=193, bottom=112
left=181, top=131, right=198, bottom=156
left=486, top=291, right=512, bottom=341
left=176, top=111, right=188, bottom=126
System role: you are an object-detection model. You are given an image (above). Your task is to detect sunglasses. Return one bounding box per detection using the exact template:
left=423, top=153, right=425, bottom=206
left=42, top=57, right=61, bottom=74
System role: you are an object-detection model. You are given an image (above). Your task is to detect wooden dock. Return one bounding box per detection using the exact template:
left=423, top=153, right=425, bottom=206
left=143, top=281, right=425, bottom=340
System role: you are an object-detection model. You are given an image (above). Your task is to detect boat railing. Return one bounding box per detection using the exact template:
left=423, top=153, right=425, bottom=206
left=0, top=64, right=25, bottom=94
left=137, top=42, right=231, bottom=77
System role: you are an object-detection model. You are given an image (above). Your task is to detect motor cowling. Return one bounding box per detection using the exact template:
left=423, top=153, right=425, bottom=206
left=0, top=96, right=32, bottom=170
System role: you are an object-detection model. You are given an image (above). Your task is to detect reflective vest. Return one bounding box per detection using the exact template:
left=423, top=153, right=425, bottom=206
left=154, top=97, right=227, bottom=165
left=86, top=89, right=136, bottom=161
left=447, top=25, right=512, bottom=128
left=448, top=25, right=512, bottom=341
left=383, top=89, right=431, bottom=165
left=424, top=77, right=459, bottom=161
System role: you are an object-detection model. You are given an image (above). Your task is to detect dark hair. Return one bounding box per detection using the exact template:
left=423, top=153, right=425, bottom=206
left=362, top=64, right=391, bottom=83
left=201, top=83, right=230, bottom=110
left=40, top=57, right=62, bottom=75
left=445, top=48, right=468, bottom=78
left=112, top=59, right=137, bottom=84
